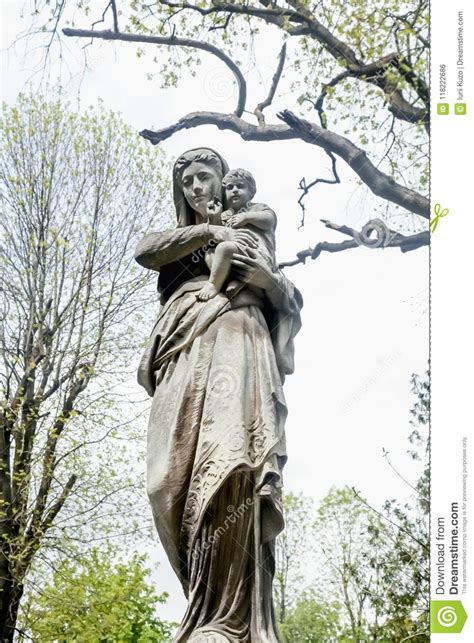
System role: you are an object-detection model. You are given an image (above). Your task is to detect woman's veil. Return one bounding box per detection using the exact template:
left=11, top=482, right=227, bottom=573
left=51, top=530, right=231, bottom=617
left=172, top=148, right=229, bottom=227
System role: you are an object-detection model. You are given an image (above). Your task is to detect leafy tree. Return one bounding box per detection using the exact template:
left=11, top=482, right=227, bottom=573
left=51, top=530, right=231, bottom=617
left=23, top=0, right=428, bottom=262
left=274, top=492, right=315, bottom=623
left=275, top=369, right=430, bottom=641
left=313, top=486, right=389, bottom=640
left=318, top=373, right=429, bottom=641
left=278, top=479, right=428, bottom=641
left=21, top=549, right=175, bottom=641
left=0, top=93, right=170, bottom=640
left=365, top=372, right=429, bottom=641
left=280, top=591, right=345, bottom=642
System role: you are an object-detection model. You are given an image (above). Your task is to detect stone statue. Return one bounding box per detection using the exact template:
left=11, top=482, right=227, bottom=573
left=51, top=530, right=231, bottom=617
left=134, top=148, right=303, bottom=643
left=196, top=167, right=277, bottom=302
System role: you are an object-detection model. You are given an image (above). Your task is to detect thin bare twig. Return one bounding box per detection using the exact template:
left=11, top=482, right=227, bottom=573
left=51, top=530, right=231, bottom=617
left=382, top=448, right=428, bottom=502
left=296, top=152, right=340, bottom=228
left=351, top=488, right=428, bottom=552
left=254, top=43, right=286, bottom=126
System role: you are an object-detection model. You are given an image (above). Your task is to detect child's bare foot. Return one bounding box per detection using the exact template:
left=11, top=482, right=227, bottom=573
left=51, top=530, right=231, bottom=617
left=196, top=282, right=219, bottom=301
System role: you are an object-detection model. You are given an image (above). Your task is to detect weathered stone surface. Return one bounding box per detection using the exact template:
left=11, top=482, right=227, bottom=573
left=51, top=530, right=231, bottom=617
left=135, top=148, right=302, bottom=642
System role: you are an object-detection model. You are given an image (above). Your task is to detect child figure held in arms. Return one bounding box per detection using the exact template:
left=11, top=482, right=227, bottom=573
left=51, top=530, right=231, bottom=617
left=197, top=168, right=277, bottom=301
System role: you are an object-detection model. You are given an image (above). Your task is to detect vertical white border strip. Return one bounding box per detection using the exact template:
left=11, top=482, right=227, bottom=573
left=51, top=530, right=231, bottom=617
left=431, top=0, right=473, bottom=638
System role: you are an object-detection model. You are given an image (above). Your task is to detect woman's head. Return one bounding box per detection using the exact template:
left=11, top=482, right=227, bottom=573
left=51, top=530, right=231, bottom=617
left=173, top=148, right=229, bottom=225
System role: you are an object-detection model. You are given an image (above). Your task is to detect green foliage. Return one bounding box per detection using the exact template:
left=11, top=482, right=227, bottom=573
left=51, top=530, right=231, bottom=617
left=0, top=91, right=171, bottom=637
left=20, top=1, right=429, bottom=234
left=276, top=377, right=430, bottom=643
left=121, top=0, right=428, bottom=198
left=24, top=549, right=176, bottom=641
left=275, top=492, right=316, bottom=622
left=370, top=372, right=430, bottom=641
left=280, top=592, right=345, bottom=642
left=309, top=374, right=430, bottom=641
left=313, top=486, right=386, bottom=640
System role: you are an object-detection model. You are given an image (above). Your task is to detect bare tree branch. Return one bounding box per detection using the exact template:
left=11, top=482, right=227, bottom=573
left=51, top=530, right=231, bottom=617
left=140, top=109, right=429, bottom=218
left=110, top=0, right=119, bottom=33
left=62, top=27, right=247, bottom=116
left=159, top=0, right=305, bottom=22
left=254, top=43, right=286, bottom=126
left=276, top=110, right=428, bottom=217
left=278, top=219, right=429, bottom=268
left=313, top=51, right=429, bottom=132
left=263, top=0, right=428, bottom=127
left=63, top=1, right=427, bottom=126
left=296, top=150, right=340, bottom=227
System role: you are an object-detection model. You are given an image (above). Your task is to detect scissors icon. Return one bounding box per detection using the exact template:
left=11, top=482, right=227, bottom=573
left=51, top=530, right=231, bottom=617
left=430, top=203, right=449, bottom=233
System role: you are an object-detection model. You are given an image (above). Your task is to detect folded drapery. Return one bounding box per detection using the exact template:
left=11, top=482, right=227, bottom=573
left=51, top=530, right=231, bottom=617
left=140, top=277, right=301, bottom=641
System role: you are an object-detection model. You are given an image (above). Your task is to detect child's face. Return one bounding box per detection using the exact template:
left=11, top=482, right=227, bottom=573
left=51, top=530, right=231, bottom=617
left=225, top=179, right=252, bottom=209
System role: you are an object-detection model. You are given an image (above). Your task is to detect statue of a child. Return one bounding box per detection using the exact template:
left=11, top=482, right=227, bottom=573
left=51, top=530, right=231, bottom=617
left=197, top=168, right=277, bottom=301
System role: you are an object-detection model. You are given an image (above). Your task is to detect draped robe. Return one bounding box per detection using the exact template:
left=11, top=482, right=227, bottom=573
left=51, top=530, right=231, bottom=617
left=136, top=226, right=302, bottom=643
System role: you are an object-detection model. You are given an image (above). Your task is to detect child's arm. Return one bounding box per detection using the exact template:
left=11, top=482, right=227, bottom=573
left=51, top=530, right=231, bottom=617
left=229, top=205, right=276, bottom=231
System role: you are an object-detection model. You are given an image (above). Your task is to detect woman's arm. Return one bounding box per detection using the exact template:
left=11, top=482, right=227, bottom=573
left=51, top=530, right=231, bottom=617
left=231, top=249, right=303, bottom=378
left=230, top=249, right=291, bottom=310
left=135, top=225, right=259, bottom=271
left=265, top=272, right=291, bottom=309
left=134, top=224, right=212, bottom=271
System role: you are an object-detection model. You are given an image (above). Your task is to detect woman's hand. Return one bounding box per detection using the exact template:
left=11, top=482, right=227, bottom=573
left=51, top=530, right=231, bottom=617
left=230, top=248, right=282, bottom=295
left=206, top=198, right=223, bottom=220
left=209, top=225, right=259, bottom=249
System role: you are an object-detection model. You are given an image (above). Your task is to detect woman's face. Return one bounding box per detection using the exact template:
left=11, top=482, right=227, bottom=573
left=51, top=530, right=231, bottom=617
left=181, top=161, right=222, bottom=216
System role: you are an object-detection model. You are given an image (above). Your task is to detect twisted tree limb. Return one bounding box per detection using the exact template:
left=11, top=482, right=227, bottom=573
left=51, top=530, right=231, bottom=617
left=140, top=109, right=429, bottom=219
left=278, top=219, right=429, bottom=268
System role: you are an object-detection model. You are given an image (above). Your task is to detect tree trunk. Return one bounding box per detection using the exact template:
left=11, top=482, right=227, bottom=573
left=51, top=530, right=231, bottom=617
left=279, top=589, right=286, bottom=623
left=0, top=570, right=23, bottom=642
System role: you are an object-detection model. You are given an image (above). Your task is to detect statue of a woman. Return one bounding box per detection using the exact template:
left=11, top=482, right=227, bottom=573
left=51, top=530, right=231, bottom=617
left=135, top=148, right=302, bottom=643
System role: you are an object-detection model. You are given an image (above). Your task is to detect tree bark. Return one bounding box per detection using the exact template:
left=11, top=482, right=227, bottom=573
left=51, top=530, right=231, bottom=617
left=0, top=571, right=23, bottom=642
left=140, top=110, right=429, bottom=219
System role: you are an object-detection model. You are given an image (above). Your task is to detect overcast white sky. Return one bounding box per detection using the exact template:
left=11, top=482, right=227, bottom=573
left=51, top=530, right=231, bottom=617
left=1, top=0, right=429, bottom=621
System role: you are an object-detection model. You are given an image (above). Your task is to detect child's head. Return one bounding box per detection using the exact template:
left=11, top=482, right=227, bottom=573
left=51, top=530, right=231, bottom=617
left=223, top=168, right=256, bottom=210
